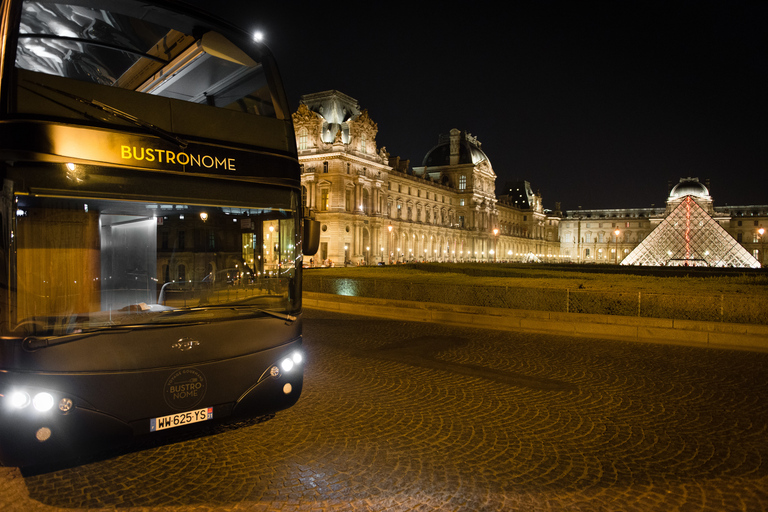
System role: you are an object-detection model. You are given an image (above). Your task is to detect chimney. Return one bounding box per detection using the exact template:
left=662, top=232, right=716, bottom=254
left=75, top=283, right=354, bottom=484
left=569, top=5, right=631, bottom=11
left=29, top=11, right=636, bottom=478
left=449, top=128, right=460, bottom=165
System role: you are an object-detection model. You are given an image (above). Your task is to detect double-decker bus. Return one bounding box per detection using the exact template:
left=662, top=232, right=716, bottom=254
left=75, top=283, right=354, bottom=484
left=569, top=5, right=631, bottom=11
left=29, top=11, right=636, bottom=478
left=0, top=0, right=318, bottom=468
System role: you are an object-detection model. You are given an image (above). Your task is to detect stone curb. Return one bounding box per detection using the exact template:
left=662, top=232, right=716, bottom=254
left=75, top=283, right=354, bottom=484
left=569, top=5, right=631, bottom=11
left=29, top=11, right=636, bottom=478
left=303, top=292, right=768, bottom=352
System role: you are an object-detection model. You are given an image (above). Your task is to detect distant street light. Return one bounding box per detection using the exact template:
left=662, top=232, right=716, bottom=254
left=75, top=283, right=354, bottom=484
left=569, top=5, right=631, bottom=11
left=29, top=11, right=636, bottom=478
left=388, top=224, right=393, bottom=264
left=759, top=227, right=765, bottom=267
left=493, top=228, right=499, bottom=262
left=614, top=229, right=621, bottom=264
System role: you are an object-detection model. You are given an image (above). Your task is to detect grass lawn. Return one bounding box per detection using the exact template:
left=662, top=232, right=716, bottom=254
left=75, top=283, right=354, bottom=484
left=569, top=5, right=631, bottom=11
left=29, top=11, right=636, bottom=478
left=304, top=263, right=768, bottom=296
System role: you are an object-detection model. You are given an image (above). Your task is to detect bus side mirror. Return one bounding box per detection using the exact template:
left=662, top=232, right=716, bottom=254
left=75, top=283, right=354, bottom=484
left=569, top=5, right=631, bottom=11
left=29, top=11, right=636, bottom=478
left=302, top=219, right=320, bottom=256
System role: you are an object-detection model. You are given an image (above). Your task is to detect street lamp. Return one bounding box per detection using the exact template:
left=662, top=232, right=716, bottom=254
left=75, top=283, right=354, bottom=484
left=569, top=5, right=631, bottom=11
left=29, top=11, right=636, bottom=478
left=388, top=224, right=393, bottom=264
left=759, top=227, right=765, bottom=267
left=493, top=228, right=499, bottom=263
left=614, top=229, right=620, bottom=264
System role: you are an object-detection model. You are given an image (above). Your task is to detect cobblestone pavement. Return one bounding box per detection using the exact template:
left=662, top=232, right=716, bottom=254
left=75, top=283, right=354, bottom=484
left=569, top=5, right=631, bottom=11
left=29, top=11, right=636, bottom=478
left=2, top=309, right=768, bottom=511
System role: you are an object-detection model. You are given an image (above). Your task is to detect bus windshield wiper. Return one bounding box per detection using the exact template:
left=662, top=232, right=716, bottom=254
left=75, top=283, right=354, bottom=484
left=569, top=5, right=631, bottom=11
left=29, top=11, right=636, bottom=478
left=22, top=322, right=203, bottom=351
left=21, top=81, right=189, bottom=149
left=174, top=305, right=297, bottom=323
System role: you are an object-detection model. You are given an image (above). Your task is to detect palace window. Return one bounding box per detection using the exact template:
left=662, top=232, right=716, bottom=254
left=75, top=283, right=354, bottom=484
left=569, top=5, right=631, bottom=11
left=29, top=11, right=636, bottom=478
left=321, top=189, right=329, bottom=211
left=459, top=175, right=466, bottom=190
left=298, top=128, right=308, bottom=150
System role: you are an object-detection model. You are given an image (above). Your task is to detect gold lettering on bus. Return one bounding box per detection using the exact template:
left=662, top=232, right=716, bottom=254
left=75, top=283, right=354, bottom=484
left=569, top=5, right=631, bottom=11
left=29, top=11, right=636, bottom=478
left=120, top=145, right=236, bottom=171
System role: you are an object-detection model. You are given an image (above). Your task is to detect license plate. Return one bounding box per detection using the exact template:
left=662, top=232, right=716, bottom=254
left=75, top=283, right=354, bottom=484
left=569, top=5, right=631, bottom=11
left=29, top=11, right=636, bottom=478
left=150, top=407, right=213, bottom=432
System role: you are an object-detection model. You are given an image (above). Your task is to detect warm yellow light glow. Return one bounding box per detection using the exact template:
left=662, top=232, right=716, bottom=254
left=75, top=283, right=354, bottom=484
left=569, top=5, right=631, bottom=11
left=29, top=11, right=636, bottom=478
left=200, top=212, right=208, bottom=222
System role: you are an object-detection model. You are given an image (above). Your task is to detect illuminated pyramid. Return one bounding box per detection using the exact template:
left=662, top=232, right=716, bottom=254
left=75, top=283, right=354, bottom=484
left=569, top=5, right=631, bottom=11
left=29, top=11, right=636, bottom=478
left=621, top=196, right=760, bottom=268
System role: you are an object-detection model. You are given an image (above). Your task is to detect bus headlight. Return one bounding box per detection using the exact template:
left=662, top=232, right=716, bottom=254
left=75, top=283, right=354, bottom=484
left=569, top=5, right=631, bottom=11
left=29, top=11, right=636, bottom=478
left=279, top=351, right=303, bottom=373
left=280, top=357, right=294, bottom=372
left=32, top=392, right=54, bottom=412
left=9, top=391, right=30, bottom=409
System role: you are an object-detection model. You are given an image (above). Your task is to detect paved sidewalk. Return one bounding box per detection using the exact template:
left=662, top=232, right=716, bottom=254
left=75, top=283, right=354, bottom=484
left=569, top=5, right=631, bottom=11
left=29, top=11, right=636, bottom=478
left=2, top=310, right=767, bottom=511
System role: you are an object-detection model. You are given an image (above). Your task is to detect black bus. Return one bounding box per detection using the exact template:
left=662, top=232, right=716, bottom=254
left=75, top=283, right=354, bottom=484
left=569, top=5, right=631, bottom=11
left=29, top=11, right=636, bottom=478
left=0, top=0, right=318, bottom=467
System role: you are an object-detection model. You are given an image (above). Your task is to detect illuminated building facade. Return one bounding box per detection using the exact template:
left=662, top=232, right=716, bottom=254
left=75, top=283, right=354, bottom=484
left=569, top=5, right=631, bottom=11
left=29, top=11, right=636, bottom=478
left=559, top=178, right=766, bottom=267
left=293, top=91, right=765, bottom=268
left=294, top=91, right=559, bottom=265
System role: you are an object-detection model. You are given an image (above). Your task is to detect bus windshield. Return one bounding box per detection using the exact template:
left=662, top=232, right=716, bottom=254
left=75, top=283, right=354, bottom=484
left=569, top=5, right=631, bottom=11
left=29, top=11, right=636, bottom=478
left=11, top=188, right=300, bottom=337
left=15, top=0, right=275, bottom=116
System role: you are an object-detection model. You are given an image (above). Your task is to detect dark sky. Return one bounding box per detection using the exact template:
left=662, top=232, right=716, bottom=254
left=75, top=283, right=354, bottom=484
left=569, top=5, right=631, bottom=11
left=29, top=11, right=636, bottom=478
left=183, top=1, right=766, bottom=211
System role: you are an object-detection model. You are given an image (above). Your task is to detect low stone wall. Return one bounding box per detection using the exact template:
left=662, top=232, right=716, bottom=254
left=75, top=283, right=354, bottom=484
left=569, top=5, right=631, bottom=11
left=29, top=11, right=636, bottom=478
left=303, top=292, right=768, bottom=352
left=303, top=274, right=768, bottom=325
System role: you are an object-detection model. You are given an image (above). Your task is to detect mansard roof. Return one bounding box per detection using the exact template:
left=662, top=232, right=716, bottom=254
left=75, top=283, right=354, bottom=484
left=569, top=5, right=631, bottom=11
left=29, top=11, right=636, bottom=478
left=422, top=129, right=490, bottom=168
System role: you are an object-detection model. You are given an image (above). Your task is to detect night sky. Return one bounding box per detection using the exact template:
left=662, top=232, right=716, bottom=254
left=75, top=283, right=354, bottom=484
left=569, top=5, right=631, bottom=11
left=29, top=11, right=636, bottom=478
left=183, top=1, right=766, bottom=211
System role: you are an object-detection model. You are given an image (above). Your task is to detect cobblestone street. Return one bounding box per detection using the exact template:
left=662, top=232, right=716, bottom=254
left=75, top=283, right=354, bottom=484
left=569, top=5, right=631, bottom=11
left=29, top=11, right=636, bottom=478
left=2, top=309, right=767, bottom=511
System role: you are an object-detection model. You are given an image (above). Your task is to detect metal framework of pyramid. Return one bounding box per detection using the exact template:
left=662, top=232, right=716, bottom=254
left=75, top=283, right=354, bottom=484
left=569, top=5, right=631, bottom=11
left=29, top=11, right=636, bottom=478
left=621, top=196, right=761, bottom=268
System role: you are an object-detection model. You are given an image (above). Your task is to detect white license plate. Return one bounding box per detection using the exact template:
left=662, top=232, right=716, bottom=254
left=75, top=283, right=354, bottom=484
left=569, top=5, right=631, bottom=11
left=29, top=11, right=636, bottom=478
left=150, top=407, right=213, bottom=432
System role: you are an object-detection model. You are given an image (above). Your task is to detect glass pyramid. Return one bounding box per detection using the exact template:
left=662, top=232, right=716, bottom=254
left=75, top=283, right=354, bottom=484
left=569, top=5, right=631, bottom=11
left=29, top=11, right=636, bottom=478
left=621, top=196, right=761, bottom=268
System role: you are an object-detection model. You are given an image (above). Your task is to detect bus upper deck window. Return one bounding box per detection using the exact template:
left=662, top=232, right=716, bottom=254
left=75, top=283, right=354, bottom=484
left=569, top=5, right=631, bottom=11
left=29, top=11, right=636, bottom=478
left=14, top=1, right=276, bottom=117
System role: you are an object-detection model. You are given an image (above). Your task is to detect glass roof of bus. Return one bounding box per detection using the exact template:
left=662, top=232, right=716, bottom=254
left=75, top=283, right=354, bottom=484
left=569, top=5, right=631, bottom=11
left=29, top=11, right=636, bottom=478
left=14, top=1, right=275, bottom=115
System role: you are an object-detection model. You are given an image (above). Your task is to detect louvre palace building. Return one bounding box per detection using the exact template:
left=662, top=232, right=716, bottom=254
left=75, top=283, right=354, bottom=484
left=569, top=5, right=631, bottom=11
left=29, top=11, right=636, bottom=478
left=294, top=90, right=766, bottom=268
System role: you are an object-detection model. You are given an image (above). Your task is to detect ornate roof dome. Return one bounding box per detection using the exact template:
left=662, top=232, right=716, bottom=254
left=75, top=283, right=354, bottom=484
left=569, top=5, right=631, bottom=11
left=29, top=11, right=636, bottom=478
left=422, top=129, right=490, bottom=167
left=669, top=177, right=710, bottom=200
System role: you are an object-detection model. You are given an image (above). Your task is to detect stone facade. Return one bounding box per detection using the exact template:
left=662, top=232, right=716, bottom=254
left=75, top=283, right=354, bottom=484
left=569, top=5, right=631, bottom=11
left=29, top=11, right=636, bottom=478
left=294, top=91, right=559, bottom=266
left=294, top=91, right=766, bottom=267
left=559, top=178, right=767, bottom=266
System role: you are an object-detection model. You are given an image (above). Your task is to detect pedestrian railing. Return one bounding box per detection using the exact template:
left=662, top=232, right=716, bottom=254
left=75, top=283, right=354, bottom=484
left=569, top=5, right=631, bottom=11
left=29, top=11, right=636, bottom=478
left=303, top=276, right=768, bottom=325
